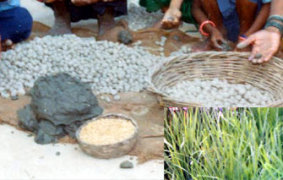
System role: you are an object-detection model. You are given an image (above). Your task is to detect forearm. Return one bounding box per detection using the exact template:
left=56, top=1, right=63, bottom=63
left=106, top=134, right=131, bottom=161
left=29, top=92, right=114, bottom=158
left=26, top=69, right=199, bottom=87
left=169, top=0, right=183, bottom=10
left=245, top=3, right=270, bottom=36
left=237, top=0, right=283, bottom=62
left=265, top=0, right=283, bottom=37
left=192, top=0, right=214, bottom=34
left=270, top=0, right=283, bottom=16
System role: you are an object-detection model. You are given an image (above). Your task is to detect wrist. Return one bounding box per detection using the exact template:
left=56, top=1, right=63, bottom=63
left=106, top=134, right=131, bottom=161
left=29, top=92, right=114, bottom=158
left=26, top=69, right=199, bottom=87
left=264, top=16, right=283, bottom=37
left=209, top=26, right=218, bottom=34
left=265, top=26, right=281, bottom=35
left=168, top=6, right=179, bottom=11
left=238, top=34, right=247, bottom=42
left=167, top=6, right=181, bottom=16
left=199, top=20, right=216, bottom=36
left=169, top=0, right=183, bottom=10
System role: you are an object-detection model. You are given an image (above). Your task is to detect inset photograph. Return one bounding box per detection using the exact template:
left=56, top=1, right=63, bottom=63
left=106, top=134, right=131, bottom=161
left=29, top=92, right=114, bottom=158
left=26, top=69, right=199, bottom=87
left=165, top=107, right=283, bottom=179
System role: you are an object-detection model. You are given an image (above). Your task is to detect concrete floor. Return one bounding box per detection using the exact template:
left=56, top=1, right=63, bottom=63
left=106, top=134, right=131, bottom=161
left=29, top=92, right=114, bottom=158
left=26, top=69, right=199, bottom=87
left=0, top=1, right=163, bottom=179
left=0, top=124, right=164, bottom=179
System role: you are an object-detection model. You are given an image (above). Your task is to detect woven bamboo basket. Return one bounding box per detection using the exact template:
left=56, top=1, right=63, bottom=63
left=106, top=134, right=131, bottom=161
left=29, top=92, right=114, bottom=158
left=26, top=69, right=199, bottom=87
left=149, top=51, right=283, bottom=107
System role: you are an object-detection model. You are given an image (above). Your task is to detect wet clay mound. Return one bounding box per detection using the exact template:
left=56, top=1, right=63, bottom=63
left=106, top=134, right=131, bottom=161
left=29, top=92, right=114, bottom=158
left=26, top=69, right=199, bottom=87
left=18, top=73, right=103, bottom=144
left=30, top=73, right=102, bottom=126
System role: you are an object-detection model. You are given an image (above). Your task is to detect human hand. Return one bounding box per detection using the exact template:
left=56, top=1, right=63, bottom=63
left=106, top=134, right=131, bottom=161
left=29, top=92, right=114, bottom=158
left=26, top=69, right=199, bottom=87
left=161, top=8, right=181, bottom=29
left=210, top=28, right=227, bottom=50
left=0, top=39, right=14, bottom=55
left=237, top=27, right=281, bottom=63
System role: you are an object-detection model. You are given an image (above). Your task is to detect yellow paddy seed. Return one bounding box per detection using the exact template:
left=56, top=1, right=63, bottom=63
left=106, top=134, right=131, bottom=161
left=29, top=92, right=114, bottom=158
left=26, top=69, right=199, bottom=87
left=79, top=118, right=136, bottom=145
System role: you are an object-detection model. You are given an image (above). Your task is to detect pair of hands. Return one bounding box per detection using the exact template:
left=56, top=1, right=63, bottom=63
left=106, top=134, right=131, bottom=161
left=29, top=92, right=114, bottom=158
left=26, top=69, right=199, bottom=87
left=43, top=0, right=115, bottom=6
left=209, top=27, right=281, bottom=63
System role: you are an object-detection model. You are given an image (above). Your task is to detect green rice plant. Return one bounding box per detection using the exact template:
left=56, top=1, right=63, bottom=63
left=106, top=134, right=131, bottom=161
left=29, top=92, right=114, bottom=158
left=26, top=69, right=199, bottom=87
left=164, top=108, right=283, bottom=180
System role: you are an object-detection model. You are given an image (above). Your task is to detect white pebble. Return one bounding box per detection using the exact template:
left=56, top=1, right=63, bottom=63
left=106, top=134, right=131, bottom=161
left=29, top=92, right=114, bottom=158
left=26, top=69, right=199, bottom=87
left=113, top=94, right=121, bottom=101
left=164, top=78, right=273, bottom=107
left=0, top=35, right=165, bottom=98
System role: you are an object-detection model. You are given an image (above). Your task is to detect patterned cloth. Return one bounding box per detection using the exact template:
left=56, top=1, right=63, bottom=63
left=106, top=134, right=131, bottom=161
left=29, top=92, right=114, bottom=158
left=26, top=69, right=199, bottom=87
left=0, top=7, right=33, bottom=43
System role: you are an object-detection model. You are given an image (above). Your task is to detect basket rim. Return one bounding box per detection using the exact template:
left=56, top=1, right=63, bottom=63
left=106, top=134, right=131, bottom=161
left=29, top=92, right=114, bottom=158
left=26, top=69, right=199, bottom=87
left=148, top=51, right=283, bottom=107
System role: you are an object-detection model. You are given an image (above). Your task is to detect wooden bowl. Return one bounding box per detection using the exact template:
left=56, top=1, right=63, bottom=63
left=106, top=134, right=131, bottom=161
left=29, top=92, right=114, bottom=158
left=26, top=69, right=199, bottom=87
left=76, top=114, right=138, bottom=159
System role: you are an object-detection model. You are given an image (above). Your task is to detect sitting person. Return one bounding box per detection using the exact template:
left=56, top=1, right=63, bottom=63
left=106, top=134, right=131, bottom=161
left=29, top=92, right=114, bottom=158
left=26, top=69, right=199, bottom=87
left=0, top=0, right=33, bottom=53
left=237, top=0, right=283, bottom=63
left=140, top=0, right=194, bottom=29
left=192, top=0, right=271, bottom=51
left=39, top=0, right=127, bottom=36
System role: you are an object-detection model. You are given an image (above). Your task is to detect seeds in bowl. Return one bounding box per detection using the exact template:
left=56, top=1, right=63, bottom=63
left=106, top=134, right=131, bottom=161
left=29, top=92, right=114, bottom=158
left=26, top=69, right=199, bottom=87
left=79, top=118, right=136, bottom=146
